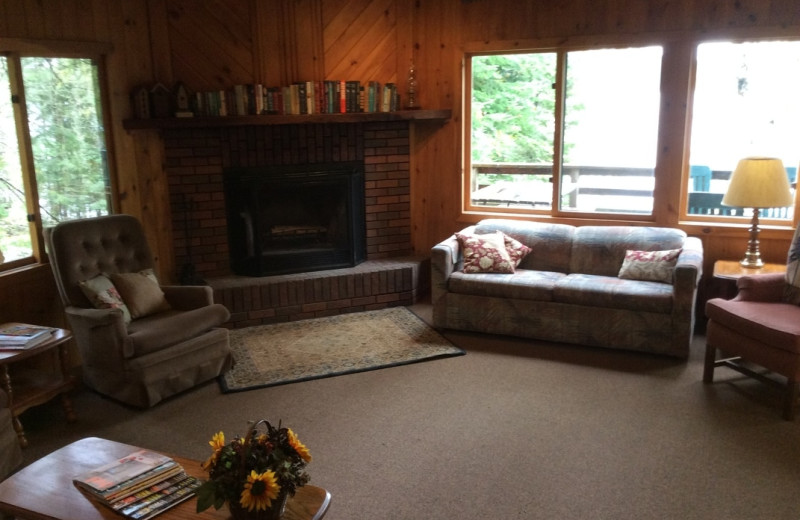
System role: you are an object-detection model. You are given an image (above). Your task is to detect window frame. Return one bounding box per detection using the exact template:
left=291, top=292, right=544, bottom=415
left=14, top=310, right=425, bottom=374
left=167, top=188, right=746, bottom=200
left=462, top=39, right=666, bottom=221
left=0, top=39, right=117, bottom=273
left=680, top=36, right=800, bottom=226
left=462, top=33, right=800, bottom=231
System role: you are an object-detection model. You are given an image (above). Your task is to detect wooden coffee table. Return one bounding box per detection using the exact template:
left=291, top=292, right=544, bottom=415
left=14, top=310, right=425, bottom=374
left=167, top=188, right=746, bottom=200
left=0, top=437, right=331, bottom=520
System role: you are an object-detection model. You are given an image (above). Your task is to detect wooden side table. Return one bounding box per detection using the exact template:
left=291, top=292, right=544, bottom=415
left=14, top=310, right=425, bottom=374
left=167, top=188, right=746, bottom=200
left=0, top=326, right=76, bottom=448
left=712, top=260, right=786, bottom=299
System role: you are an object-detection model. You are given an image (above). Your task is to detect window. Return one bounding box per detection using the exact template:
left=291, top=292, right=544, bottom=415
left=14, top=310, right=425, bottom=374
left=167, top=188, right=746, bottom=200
left=0, top=53, right=112, bottom=269
left=687, top=40, right=800, bottom=220
left=466, top=45, right=663, bottom=216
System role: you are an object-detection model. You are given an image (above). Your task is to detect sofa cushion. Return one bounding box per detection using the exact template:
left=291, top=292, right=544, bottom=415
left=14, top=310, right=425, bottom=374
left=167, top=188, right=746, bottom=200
left=449, top=269, right=564, bottom=301
left=553, top=273, right=674, bottom=313
left=618, top=249, right=682, bottom=284
left=706, top=299, right=800, bottom=354
left=569, top=226, right=687, bottom=277
left=126, top=304, right=230, bottom=357
left=456, top=231, right=516, bottom=273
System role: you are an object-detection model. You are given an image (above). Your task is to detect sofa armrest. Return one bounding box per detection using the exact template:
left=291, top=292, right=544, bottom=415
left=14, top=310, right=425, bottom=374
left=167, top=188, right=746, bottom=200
left=431, top=235, right=459, bottom=312
left=673, top=236, right=703, bottom=290
left=162, top=285, right=215, bottom=310
left=431, top=226, right=474, bottom=327
left=734, top=272, right=786, bottom=302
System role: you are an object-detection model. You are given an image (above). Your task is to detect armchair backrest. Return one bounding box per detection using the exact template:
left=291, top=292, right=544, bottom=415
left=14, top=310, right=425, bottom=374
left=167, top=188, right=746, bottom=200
left=46, top=214, right=156, bottom=308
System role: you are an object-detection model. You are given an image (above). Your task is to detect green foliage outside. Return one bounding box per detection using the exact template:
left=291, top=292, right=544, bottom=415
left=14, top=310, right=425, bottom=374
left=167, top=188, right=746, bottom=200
left=22, top=57, right=109, bottom=227
left=0, top=57, right=109, bottom=262
left=0, top=58, right=29, bottom=261
left=471, top=53, right=579, bottom=186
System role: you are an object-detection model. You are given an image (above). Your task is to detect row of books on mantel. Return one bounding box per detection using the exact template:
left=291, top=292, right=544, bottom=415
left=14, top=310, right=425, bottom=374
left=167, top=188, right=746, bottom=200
left=0, top=323, right=56, bottom=350
left=191, top=80, right=400, bottom=118
left=73, top=449, right=201, bottom=520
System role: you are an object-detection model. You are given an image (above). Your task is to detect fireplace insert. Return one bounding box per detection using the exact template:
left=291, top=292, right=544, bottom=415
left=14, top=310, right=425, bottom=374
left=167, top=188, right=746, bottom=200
left=224, top=161, right=366, bottom=276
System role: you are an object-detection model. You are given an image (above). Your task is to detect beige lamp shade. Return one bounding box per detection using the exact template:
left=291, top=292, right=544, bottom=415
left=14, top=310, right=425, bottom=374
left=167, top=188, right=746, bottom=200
left=722, top=157, right=794, bottom=208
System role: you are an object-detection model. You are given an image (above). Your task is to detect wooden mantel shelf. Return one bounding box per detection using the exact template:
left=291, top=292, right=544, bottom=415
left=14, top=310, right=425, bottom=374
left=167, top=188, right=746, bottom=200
left=122, top=109, right=451, bottom=130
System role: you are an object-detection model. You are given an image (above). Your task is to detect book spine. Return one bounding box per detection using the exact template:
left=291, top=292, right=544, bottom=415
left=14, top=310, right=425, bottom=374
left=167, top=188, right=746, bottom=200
left=234, top=85, right=246, bottom=116
left=219, top=90, right=228, bottom=116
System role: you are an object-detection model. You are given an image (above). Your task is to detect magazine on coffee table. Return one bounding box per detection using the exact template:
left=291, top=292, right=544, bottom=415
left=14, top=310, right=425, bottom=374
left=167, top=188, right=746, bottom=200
left=74, top=450, right=176, bottom=495
left=73, top=449, right=200, bottom=518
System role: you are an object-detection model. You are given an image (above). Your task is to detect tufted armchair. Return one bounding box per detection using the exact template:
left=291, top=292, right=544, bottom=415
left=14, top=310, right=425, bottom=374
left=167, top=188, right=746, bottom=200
left=46, top=214, right=233, bottom=408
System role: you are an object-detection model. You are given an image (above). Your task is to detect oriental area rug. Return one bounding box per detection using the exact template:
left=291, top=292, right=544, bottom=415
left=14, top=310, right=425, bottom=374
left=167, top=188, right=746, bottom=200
left=220, top=306, right=465, bottom=392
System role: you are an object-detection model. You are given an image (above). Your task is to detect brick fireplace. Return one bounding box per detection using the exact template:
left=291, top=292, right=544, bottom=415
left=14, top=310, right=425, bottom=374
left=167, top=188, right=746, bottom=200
left=163, top=121, right=426, bottom=327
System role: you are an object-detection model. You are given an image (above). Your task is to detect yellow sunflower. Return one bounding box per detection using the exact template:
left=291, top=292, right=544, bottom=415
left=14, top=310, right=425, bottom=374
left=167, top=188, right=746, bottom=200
left=201, top=431, right=226, bottom=470
left=287, top=428, right=312, bottom=463
left=240, top=470, right=280, bottom=512
left=209, top=431, right=225, bottom=451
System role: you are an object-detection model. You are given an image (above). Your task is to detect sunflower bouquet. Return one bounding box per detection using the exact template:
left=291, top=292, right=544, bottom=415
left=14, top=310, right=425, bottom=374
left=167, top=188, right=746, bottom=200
left=196, top=420, right=312, bottom=519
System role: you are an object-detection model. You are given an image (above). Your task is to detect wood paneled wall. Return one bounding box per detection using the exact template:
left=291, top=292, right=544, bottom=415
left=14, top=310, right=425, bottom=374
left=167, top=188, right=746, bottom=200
left=2, top=0, right=800, bottom=326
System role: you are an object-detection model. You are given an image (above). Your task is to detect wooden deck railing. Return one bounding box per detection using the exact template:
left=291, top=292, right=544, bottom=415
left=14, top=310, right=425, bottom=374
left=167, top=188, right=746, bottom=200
left=470, top=163, right=793, bottom=217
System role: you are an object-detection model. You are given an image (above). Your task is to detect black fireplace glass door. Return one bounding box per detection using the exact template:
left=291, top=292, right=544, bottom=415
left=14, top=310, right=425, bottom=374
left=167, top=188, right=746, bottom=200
left=225, top=162, right=366, bottom=276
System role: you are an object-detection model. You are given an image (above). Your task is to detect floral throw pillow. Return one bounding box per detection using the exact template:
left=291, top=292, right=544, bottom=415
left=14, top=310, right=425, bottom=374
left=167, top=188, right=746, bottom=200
left=784, top=226, right=800, bottom=305
left=503, top=233, right=532, bottom=268
left=618, top=249, right=682, bottom=284
left=456, top=231, right=516, bottom=273
left=79, top=274, right=132, bottom=324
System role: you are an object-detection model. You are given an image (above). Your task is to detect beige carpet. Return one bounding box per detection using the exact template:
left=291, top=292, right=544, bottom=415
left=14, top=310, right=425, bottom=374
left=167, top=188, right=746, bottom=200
left=220, top=306, right=464, bottom=392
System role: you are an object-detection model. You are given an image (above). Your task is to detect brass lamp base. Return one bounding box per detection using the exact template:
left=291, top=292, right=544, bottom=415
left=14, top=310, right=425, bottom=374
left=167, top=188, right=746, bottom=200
left=739, top=252, right=765, bottom=268
left=740, top=208, right=764, bottom=269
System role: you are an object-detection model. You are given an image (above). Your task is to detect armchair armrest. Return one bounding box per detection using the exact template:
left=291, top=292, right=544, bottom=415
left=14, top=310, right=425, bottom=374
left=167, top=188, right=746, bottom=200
left=65, top=305, right=125, bottom=325
left=64, top=306, right=132, bottom=361
left=734, top=272, right=786, bottom=303
left=162, top=285, right=215, bottom=310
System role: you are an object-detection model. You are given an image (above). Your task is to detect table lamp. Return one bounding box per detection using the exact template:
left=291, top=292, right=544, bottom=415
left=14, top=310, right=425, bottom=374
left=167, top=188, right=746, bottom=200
left=722, top=157, right=794, bottom=268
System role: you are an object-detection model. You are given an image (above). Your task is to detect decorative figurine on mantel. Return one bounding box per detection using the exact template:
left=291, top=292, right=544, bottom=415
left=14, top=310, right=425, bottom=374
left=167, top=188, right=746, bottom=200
left=174, top=82, right=194, bottom=118
left=150, top=83, right=172, bottom=118
left=405, top=59, right=420, bottom=110
left=131, top=85, right=151, bottom=119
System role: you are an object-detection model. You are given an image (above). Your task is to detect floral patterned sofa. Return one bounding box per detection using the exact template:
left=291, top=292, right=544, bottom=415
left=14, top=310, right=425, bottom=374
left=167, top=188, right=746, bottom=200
left=431, top=219, right=703, bottom=358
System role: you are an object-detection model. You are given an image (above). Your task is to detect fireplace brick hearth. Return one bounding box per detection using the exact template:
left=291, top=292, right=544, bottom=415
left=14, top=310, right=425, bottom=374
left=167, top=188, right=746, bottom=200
left=163, top=121, right=426, bottom=327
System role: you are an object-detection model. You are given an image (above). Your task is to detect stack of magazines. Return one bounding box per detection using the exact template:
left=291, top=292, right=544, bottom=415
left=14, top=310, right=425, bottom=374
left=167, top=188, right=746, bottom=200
left=0, top=323, right=55, bottom=349
left=73, top=449, right=201, bottom=520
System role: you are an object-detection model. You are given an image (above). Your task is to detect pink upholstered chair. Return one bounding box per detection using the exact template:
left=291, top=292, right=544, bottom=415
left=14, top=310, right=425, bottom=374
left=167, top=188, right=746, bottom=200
left=704, top=272, right=800, bottom=420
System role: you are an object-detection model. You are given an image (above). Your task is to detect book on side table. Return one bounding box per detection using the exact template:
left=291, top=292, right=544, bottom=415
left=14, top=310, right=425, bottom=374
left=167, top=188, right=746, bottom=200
left=0, top=323, right=56, bottom=349
left=73, top=449, right=202, bottom=520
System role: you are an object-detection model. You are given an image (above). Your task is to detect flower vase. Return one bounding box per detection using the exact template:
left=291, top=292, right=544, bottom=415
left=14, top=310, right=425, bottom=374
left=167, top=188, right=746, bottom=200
left=228, top=491, right=289, bottom=520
